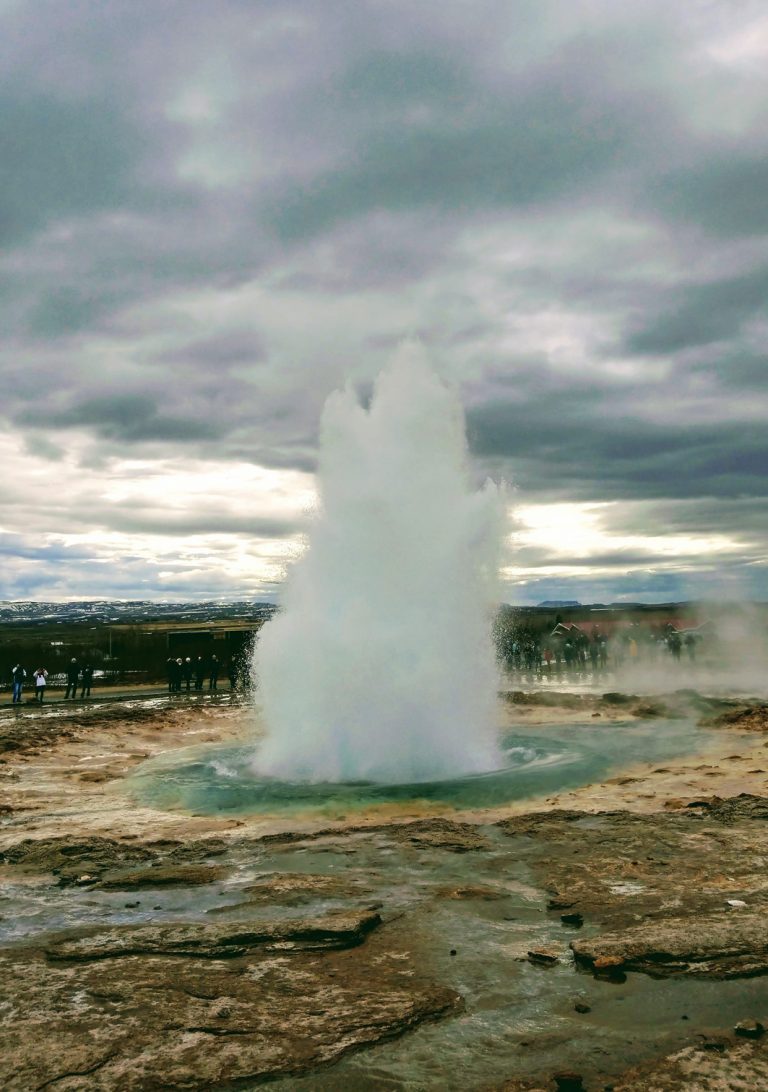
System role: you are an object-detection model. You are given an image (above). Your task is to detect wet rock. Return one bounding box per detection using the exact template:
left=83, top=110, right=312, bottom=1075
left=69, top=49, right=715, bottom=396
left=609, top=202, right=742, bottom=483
left=611, top=1034, right=768, bottom=1089
left=705, top=793, right=768, bottom=823
left=257, top=817, right=490, bottom=853
left=95, top=863, right=228, bottom=889
left=500, top=796, right=768, bottom=933
left=527, top=948, right=560, bottom=967
left=76, top=768, right=114, bottom=783
left=547, top=894, right=577, bottom=911
left=591, top=955, right=627, bottom=982
left=0, top=835, right=155, bottom=873
left=711, top=704, right=768, bottom=733
left=398, top=819, right=491, bottom=853
left=632, top=703, right=666, bottom=718
left=560, top=912, right=583, bottom=928
left=1, top=917, right=461, bottom=1090
left=571, top=909, right=768, bottom=979
left=0, top=834, right=231, bottom=887
left=241, top=872, right=366, bottom=904
left=153, top=836, right=229, bottom=860
left=735, top=1019, right=766, bottom=1039
left=573, top=1001, right=591, bottom=1014
left=699, top=1033, right=732, bottom=1052
left=502, top=690, right=587, bottom=709
left=553, top=1072, right=584, bottom=1092
left=436, top=883, right=507, bottom=901
left=494, top=1081, right=549, bottom=1091
left=46, top=909, right=383, bottom=962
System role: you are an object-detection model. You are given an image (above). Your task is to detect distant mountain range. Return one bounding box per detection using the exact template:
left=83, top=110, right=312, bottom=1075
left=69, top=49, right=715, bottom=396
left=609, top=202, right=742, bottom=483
left=0, top=600, right=278, bottom=626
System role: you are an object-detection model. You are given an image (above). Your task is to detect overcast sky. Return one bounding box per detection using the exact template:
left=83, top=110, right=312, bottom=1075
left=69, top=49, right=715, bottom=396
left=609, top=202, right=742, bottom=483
left=1, top=0, right=767, bottom=604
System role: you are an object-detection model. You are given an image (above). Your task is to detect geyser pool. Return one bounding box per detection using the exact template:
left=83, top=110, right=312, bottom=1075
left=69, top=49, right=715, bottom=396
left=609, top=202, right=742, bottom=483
left=126, top=718, right=713, bottom=817
left=253, top=346, right=505, bottom=784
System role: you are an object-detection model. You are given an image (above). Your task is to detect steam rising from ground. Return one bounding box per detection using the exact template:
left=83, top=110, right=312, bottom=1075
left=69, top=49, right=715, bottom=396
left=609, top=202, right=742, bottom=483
left=254, top=347, right=504, bottom=783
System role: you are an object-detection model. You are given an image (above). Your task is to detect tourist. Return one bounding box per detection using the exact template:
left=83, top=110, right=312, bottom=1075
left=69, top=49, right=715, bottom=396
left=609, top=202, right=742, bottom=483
left=209, top=654, right=219, bottom=691
left=183, top=657, right=193, bottom=692
left=11, top=663, right=26, bottom=704
left=194, top=656, right=205, bottom=691
left=174, top=658, right=184, bottom=693
left=80, top=664, right=94, bottom=699
left=33, top=667, right=48, bottom=703
left=64, top=658, right=80, bottom=699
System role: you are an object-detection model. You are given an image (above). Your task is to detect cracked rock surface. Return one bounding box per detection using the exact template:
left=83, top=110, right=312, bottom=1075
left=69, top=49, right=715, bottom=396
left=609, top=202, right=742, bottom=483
left=2, top=910, right=459, bottom=1091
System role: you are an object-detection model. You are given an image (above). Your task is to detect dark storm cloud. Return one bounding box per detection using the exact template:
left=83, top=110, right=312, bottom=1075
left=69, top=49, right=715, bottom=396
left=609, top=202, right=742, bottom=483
left=654, top=153, right=768, bottom=239
left=106, top=509, right=305, bottom=539
left=269, top=74, right=639, bottom=242
left=602, top=496, right=768, bottom=545
left=468, top=398, right=768, bottom=500
left=0, top=88, right=142, bottom=246
left=27, top=287, right=117, bottom=337
left=160, top=330, right=266, bottom=368
left=625, top=266, right=768, bottom=354
left=705, top=352, right=767, bottom=389
left=1, top=0, right=768, bottom=599
left=43, top=395, right=225, bottom=443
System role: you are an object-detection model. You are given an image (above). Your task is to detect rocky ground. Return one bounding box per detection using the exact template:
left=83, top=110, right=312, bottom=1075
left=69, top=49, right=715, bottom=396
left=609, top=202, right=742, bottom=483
left=1, top=689, right=768, bottom=1089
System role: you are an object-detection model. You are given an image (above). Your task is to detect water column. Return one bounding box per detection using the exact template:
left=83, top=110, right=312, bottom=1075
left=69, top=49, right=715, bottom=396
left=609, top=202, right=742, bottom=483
left=254, top=345, right=505, bottom=784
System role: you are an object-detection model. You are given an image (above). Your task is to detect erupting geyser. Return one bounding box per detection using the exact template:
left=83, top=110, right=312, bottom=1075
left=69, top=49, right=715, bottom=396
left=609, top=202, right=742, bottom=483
left=253, top=346, right=505, bottom=784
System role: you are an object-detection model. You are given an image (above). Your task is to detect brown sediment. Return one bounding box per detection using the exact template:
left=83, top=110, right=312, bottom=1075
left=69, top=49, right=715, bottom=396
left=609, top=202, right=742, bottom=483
left=3, top=688, right=768, bottom=1090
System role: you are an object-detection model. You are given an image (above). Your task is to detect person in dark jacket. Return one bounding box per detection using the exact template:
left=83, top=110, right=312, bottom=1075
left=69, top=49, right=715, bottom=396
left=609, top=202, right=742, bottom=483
left=11, top=664, right=26, bottom=704
left=80, top=664, right=94, bottom=698
left=209, top=654, right=219, bottom=691
left=194, top=657, right=205, bottom=691
left=65, top=659, right=80, bottom=699
left=183, top=657, right=193, bottom=692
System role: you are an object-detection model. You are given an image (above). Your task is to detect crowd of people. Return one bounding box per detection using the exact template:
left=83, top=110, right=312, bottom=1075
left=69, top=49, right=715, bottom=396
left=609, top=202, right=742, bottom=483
left=499, top=623, right=702, bottom=676
left=5, top=652, right=251, bottom=704
left=9, top=660, right=95, bottom=704
left=165, top=654, right=223, bottom=693
left=162, top=652, right=253, bottom=695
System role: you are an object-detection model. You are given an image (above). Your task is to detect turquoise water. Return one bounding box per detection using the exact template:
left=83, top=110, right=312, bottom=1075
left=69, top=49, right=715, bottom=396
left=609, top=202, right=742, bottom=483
left=125, top=718, right=715, bottom=817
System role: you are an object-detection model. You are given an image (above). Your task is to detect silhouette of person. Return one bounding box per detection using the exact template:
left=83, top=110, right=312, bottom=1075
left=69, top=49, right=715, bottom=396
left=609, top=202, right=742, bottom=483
left=11, top=664, right=26, bottom=704
left=183, top=657, right=193, bottom=692
left=64, top=658, right=80, bottom=699
left=80, top=664, right=94, bottom=698
left=194, top=656, right=205, bottom=691
left=209, top=654, right=219, bottom=691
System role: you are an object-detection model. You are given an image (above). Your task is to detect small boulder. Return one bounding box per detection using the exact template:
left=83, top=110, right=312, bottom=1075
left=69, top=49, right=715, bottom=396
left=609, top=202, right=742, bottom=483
left=527, top=949, right=559, bottom=967
left=734, top=1019, right=765, bottom=1039
left=553, top=1071, right=584, bottom=1091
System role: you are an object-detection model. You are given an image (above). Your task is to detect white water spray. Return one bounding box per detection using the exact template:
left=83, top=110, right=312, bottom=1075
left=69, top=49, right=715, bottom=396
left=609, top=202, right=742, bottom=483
left=254, top=346, right=505, bottom=783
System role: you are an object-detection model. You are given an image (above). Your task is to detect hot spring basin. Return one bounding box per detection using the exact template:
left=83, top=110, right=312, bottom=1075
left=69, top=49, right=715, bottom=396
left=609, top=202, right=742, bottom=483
left=125, top=718, right=717, bottom=817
